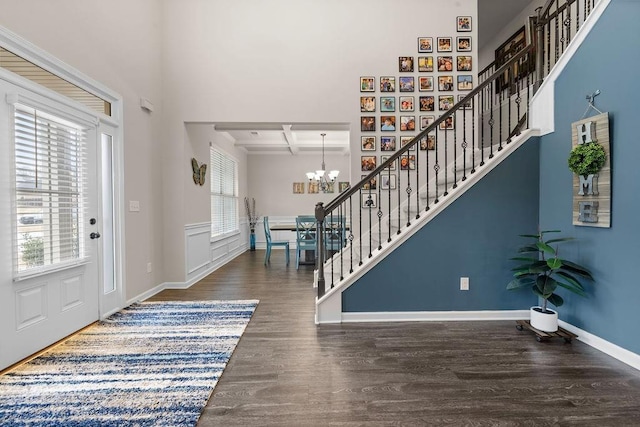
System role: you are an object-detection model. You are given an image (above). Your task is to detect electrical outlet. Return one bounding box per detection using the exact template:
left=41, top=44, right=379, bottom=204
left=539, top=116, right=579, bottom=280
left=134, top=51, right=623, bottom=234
left=460, top=277, right=469, bottom=291
left=147, top=262, right=152, bottom=273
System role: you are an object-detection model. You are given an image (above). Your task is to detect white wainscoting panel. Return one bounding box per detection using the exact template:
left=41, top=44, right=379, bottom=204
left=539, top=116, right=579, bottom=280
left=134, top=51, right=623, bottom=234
left=185, top=222, right=212, bottom=282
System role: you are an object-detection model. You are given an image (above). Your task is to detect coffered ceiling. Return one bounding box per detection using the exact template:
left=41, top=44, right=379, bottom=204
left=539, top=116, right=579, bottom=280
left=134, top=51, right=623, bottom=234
left=213, top=122, right=350, bottom=155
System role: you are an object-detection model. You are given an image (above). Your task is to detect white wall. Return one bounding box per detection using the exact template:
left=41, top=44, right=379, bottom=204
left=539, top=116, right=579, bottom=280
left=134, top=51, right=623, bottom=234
left=248, top=153, right=351, bottom=217
left=0, top=0, right=478, bottom=290
left=162, top=0, right=477, bottom=281
left=0, top=0, right=165, bottom=300
left=478, top=0, right=544, bottom=69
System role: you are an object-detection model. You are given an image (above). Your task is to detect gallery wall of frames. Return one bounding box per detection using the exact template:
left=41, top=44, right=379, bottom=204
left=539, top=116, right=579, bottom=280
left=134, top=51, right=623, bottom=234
left=356, top=16, right=474, bottom=202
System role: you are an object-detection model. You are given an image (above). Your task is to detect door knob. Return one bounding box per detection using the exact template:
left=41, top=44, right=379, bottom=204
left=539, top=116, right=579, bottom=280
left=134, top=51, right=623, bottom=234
left=90, top=232, right=101, bottom=239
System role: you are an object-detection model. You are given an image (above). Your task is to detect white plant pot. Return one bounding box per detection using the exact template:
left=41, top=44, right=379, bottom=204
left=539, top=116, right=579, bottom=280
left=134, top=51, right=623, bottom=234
left=530, top=306, right=558, bottom=332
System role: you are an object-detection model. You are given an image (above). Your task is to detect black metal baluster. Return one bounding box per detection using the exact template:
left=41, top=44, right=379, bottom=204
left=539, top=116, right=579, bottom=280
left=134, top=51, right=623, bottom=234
left=507, top=66, right=512, bottom=143
left=387, top=167, right=392, bottom=242
left=434, top=131, right=440, bottom=204
left=489, top=80, right=495, bottom=159
left=415, top=138, right=420, bottom=219
left=553, top=0, right=560, bottom=65
left=377, top=173, right=382, bottom=250
left=546, top=21, right=551, bottom=76
left=480, top=86, right=485, bottom=167
left=405, top=152, right=412, bottom=227
left=460, top=109, right=467, bottom=182
left=425, top=135, right=430, bottom=212
left=358, top=188, right=363, bottom=266
left=348, top=194, right=354, bottom=274
left=446, top=113, right=452, bottom=193
left=367, top=187, right=373, bottom=258
left=396, top=164, right=401, bottom=234
left=338, top=203, right=344, bottom=281
left=328, top=210, right=334, bottom=288
left=498, top=79, right=503, bottom=151
left=471, top=97, right=476, bottom=173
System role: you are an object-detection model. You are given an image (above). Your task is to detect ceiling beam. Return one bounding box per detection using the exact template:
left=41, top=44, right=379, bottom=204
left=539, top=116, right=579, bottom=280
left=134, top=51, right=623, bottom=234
left=281, top=124, right=298, bottom=155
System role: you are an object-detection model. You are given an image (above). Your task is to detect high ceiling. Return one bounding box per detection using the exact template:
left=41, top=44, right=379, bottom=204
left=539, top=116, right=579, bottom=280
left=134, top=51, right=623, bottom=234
left=478, top=0, right=535, bottom=50
left=215, top=0, right=535, bottom=156
left=214, top=122, right=350, bottom=156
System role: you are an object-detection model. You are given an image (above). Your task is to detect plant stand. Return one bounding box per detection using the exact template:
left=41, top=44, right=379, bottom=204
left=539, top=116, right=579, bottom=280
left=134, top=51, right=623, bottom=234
left=515, top=320, right=577, bottom=343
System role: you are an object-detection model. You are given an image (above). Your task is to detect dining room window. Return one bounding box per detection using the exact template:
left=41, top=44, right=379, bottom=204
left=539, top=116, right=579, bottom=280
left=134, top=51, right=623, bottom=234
left=210, top=146, right=238, bottom=238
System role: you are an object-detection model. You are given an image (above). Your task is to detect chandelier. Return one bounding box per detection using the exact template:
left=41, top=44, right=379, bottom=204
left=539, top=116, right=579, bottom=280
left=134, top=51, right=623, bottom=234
left=306, top=133, right=339, bottom=190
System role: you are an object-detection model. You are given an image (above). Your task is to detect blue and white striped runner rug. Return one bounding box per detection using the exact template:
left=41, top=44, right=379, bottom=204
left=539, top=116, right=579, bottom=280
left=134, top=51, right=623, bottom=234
left=0, top=300, right=258, bottom=426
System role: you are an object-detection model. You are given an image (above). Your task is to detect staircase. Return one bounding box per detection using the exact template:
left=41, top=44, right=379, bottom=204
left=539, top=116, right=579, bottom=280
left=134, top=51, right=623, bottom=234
left=315, top=0, right=605, bottom=324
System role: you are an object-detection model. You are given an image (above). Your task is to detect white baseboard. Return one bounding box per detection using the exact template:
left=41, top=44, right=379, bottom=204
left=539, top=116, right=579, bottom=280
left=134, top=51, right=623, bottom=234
left=126, top=282, right=166, bottom=306
left=559, top=320, right=640, bottom=372
left=341, top=310, right=530, bottom=323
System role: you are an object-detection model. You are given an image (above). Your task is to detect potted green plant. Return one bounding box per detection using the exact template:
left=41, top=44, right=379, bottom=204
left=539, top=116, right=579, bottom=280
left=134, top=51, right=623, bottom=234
left=507, top=230, right=593, bottom=332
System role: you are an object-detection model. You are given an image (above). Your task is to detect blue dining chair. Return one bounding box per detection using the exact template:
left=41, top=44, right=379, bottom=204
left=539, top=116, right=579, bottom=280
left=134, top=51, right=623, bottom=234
left=324, top=215, right=346, bottom=257
left=263, top=216, right=290, bottom=266
left=295, top=215, right=317, bottom=269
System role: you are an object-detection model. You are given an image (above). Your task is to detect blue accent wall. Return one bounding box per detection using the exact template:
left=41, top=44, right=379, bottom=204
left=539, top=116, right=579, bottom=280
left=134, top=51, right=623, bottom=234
left=343, top=139, right=539, bottom=312
left=538, top=0, right=640, bottom=354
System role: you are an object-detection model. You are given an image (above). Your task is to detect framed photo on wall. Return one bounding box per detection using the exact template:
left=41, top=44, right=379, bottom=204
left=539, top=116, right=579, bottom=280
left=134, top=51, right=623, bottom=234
left=438, top=95, right=454, bottom=111
left=338, top=182, right=350, bottom=192
left=457, top=75, right=473, bottom=91
left=418, top=76, right=434, bottom=92
left=360, top=96, right=376, bottom=112
left=399, top=76, right=415, bottom=92
left=361, top=193, right=377, bottom=209
left=420, top=114, right=435, bottom=130
left=418, top=56, right=434, bottom=72
left=293, top=182, right=305, bottom=194
left=361, top=116, right=376, bottom=132
left=381, top=115, right=396, bottom=131
left=400, top=116, right=415, bottom=131
left=380, top=96, right=395, bottom=112
left=361, top=155, right=377, bottom=171
left=381, top=155, right=396, bottom=170
left=420, top=134, right=436, bottom=150
left=457, top=36, right=472, bottom=52
left=360, top=76, right=375, bottom=92
left=438, top=75, right=454, bottom=91
left=361, top=175, right=377, bottom=190
left=457, top=56, right=472, bottom=71
left=380, top=76, right=396, bottom=92
left=400, top=154, right=416, bottom=170
left=437, top=56, right=453, bottom=72
left=399, top=96, right=414, bottom=112
left=361, top=136, right=376, bottom=151
left=400, top=136, right=416, bottom=151
left=439, top=115, right=455, bottom=130
left=419, top=96, right=434, bottom=111
left=380, top=174, right=397, bottom=190
left=437, top=37, right=452, bottom=52
left=457, top=16, right=472, bottom=32
left=380, top=136, right=396, bottom=151
left=418, top=37, right=433, bottom=53
left=399, top=56, right=414, bottom=72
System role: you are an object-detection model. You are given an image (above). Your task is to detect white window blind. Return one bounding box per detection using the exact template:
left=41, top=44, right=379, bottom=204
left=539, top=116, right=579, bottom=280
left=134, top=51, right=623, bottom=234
left=13, top=105, right=88, bottom=277
left=210, top=147, right=238, bottom=238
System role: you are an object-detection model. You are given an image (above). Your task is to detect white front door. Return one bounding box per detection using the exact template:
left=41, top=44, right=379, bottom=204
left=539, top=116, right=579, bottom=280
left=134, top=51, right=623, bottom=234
left=98, top=122, right=123, bottom=318
left=0, top=79, right=101, bottom=370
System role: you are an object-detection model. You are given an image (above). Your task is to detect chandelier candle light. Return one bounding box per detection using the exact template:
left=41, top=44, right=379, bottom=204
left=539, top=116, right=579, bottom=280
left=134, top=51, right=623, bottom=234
left=306, top=133, right=339, bottom=191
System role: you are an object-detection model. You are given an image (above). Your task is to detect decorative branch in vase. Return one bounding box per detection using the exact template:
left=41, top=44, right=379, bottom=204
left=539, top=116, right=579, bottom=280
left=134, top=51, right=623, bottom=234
left=244, top=197, right=259, bottom=251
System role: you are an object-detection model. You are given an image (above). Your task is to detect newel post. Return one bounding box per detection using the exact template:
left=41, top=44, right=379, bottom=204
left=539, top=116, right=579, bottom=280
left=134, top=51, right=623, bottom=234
left=315, top=202, right=326, bottom=298
left=534, top=7, right=545, bottom=92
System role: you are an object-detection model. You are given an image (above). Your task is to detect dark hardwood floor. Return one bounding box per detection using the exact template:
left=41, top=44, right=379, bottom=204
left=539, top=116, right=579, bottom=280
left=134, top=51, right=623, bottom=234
left=152, top=250, right=640, bottom=426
